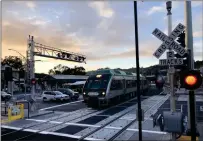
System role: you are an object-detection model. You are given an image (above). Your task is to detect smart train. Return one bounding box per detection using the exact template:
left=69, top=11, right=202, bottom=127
left=82, top=69, right=150, bottom=107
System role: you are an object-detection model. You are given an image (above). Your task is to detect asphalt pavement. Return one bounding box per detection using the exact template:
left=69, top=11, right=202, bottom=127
left=1, top=128, right=80, bottom=141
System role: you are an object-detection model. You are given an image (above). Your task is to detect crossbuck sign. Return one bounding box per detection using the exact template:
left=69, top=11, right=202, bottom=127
left=152, top=23, right=186, bottom=66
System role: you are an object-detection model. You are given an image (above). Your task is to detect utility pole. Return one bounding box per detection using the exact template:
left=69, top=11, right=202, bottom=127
left=166, top=1, right=176, bottom=141
left=185, top=1, right=196, bottom=137
left=134, top=1, right=142, bottom=141
left=31, top=36, right=36, bottom=101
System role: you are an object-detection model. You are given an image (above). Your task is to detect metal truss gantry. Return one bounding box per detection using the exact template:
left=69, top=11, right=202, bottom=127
left=34, top=42, right=86, bottom=63
left=26, top=35, right=86, bottom=102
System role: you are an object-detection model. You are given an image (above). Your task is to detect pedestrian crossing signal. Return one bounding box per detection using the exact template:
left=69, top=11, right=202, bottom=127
left=180, top=70, right=202, bottom=90
left=31, top=78, right=36, bottom=85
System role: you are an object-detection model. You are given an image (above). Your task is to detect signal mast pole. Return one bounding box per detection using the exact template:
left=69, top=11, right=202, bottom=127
left=134, top=1, right=142, bottom=141
left=166, top=2, right=176, bottom=141
left=185, top=2, right=197, bottom=140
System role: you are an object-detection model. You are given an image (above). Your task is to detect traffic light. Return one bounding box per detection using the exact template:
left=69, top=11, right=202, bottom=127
left=5, top=67, right=13, bottom=81
left=174, top=31, right=189, bottom=70
left=180, top=70, right=202, bottom=90
left=176, top=31, right=185, bottom=47
left=31, top=78, right=36, bottom=85
left=155, top=75, right=165, bottom=89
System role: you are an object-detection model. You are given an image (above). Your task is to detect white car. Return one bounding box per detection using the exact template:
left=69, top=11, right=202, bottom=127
left=1, top=91, right=12, bottom=101
left=42, top=91, right=70, bottom=102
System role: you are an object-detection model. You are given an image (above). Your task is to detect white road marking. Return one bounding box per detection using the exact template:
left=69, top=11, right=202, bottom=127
left=1, top=125, right=21, bottom=130
left=39, top=100, right=83, bottom=111
left=40, top=131, right=103, bottom=141
left=65, top=122, right=100, bottom=128
left=25, top=118, right=167, bottom=135
left=50, top=121, right=63, bottom=124
left=26, top=119, right=47, bottom=122
left=127, top=128, right=167, bottom=134
left=23, top=129, right=39, bottom=132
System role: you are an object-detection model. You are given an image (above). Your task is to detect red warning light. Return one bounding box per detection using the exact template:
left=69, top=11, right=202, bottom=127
left=31, top=78, right=36, bottom=85
left=185, top=75, right=197, bottom=86
left=180, top=70, right=202, bottom=90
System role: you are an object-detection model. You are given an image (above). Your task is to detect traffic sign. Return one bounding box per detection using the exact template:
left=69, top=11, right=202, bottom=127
left=167, top=51, right=174, bottom=59
left=159, top=58, right=183, bottom=66
left=152, top=23, right=186, bottom=59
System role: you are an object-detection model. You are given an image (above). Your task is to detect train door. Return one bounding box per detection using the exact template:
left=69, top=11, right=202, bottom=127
left=123, top=79, right=126, bottom=95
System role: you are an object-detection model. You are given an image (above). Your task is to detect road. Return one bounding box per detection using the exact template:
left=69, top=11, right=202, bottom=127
left=2, top=88, right=203, bottom=141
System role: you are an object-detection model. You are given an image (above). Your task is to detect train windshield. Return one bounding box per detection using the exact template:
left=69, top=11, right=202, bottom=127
left=84, top=74, right=111, bottom=89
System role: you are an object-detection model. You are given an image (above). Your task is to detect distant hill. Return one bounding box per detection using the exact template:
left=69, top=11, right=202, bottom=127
left=87, top=60, right=203, bottom=76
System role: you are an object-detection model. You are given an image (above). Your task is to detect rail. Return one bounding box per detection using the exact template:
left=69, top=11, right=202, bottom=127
left=2, top=96, right=138, bottom=139
left=101, top=94, right=169, bottom=141
left=2, top=91, right=166, bottom=141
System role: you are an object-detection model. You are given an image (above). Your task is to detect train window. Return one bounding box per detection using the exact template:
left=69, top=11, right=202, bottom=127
left=110, top=80, right=123, bottom=90
left=117, top=80, right=123, bottom=89
left=110, top=80, right=116, bottom=90
left=132, top=80, right=137, bottom=87
left=126, top=80, right=132, bottom=88
left=123, top=79, right=126, bottom=88
left=84, top=79, right=109, bottom=90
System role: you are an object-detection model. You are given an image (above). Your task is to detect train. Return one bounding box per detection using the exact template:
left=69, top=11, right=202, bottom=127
left=82, top=69, right=150, bottom=108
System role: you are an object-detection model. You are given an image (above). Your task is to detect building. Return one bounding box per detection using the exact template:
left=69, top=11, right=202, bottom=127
left=1, top=65, right=20, bottom=91
left=42, top=74, right=89, bottom=90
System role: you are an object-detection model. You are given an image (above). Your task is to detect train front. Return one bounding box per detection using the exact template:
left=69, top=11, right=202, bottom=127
left=82, top=74, right=111, bottom=107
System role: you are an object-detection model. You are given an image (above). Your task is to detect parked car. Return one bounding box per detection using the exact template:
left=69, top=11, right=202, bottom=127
left=56, top=88, right=79, bottom=100
left=1, top=91, right=12, bottom=101
left=42, top=91, right=70, bottom=102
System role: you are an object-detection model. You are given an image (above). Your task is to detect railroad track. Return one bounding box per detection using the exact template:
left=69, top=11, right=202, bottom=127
left=77, top=94, right=169, bottom=141
left=2, top=89, right=166, bottom=141
left=1, top=95, right=143, bottom=140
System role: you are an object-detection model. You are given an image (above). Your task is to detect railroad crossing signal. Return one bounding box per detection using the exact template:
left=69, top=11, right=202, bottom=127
left=180, top=70, right=202, bottom=90
left=174, top=31, right=189, bottom=70
left=152, top=23, right=187, bottom=66
left=31, top=78, right=36, bottom=85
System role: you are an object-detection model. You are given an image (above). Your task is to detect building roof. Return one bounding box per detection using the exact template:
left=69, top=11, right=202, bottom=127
left=68, top=81, right=86, bottom=85
left=1, top=65, right=18, bottom=71
left=51, top=75, right=89, bottom=80
left=89, top=69, right=145, bottom=77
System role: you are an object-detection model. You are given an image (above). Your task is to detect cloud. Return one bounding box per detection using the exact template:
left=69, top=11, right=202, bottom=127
left=87, top=40, right=159, bottom=61
left=6, top=10, right=19, bottom=16
left=148, top=1, right=181, bottom=16
left=193, top=12, right=203, bottom=38
left=194, top=40, right=202, bottom=50
left=2, top=21, right=11, bottom=26
left=193, top=31, right=203, bottom=38
left=2, top=9, right=82, bottom=58
left=48, top=8, right=64, bottom=19
left=88, top=1, right=114, bottom=18
left=192, top=1, right=203, bottom=7
left=194, top=40, right=203, bottom=59
left=172, top=1, right=181, bottom=9
left=26, top=1, right=36, bottom=10
left=147, top=5, right=165, bottom=16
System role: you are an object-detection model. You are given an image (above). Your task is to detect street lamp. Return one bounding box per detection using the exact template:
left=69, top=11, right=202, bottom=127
left=8, top=49, right=42, bottom=99
left=8, top=49, right=26, bottom=60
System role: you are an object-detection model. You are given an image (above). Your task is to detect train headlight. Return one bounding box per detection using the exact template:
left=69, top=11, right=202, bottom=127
left=83, top=92, right=86, bottom=95
left=102, top=92, right=105, bottom=95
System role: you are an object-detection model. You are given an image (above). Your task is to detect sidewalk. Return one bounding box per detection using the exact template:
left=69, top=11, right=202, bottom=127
left=176, top=88, right=203, bottom=95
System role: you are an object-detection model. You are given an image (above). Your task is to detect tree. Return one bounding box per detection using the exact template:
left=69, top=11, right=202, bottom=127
left=2, top=56, right=24, bottom=70
left=48, top=64, right=86, bottom=75
left=2, top=56, right=25, bottom=78
left=194, top=60, right=203, bottom=69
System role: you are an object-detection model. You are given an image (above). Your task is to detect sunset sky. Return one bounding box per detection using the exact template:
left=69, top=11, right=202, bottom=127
left=2, top=1, right=203, bottom=74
